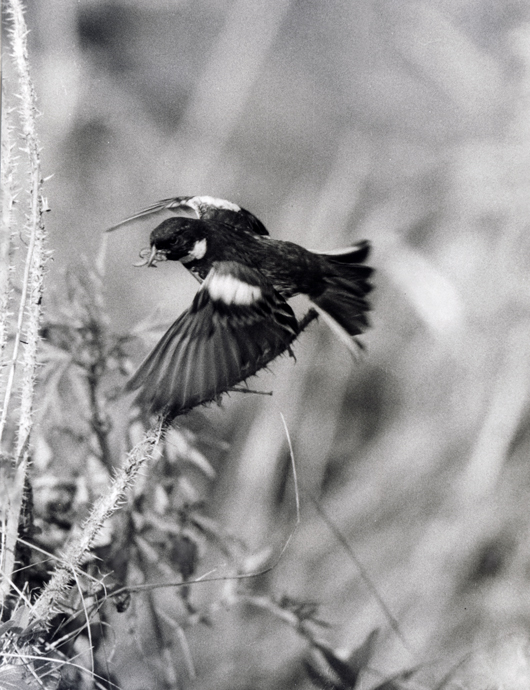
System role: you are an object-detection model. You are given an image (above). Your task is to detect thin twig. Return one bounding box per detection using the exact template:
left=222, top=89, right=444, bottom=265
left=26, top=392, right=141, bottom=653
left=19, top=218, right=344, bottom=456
left=310, top=496, right=412, bottom=653
left=280, top=412, right=300, bottom=520
left=237, top=594, right=322, bottom=641
left=87, top=363, right=114, bottom=472
left=71, top=567, right=95, bottom=679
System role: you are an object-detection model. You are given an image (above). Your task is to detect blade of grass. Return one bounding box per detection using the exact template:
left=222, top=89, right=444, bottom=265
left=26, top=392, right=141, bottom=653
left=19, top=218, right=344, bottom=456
left=310, top=495, right=412, bottom=654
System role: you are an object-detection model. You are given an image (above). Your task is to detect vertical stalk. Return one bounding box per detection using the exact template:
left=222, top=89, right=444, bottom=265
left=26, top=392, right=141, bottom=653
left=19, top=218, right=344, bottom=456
left=0, top=0, right=47, bottom=606
left=0, top=89, right=18, bottom=375
left=0, top=0, right=47, bottom=452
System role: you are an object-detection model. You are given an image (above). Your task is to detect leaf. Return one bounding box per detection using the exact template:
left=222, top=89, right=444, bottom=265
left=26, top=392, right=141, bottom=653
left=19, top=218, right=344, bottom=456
left=0, top=620, right=15, bottom=637
left=12, top=605, right=31, bottom=630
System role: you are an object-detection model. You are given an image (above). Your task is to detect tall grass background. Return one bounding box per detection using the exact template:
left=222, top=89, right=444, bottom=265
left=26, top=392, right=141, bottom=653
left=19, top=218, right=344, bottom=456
left=2, top=1, right=530, bottom=688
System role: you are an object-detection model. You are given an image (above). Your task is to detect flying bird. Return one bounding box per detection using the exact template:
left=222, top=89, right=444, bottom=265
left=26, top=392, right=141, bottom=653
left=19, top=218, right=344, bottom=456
left=112, top=198, right=373, bottom=419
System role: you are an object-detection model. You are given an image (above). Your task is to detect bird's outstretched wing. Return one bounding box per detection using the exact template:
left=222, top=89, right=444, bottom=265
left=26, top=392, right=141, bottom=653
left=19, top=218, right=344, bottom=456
left=107, top=195, right=269, bottom=236
left=126, top=261, right=299, bottom=418
left=223, top=207, right=269, bottom=236
left=107, top=197, right=194, bottom=232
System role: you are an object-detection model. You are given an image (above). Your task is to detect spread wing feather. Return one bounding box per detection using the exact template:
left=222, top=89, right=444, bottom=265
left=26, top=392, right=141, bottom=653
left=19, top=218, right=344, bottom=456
left=314, top=240, right=371, bottom=265
left=126, top=262, right=299, bottom=418
left=107, top=197, right=195, bottom=231
left=107, top=197, right=269, bottom=236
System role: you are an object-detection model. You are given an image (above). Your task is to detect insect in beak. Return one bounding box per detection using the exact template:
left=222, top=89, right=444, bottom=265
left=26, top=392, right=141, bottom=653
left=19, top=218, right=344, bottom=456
left=133, top=245, right=168, bottom=268
left=146, top=245, right=159, bottom=267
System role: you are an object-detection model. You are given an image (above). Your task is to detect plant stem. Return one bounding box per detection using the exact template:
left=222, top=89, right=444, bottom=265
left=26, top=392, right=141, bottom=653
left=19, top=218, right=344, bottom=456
left=0, top=0, right=47, bottom=452
left=87, top=363, right=114, bottom=472
left=0, top=0, right=47, bottom=608
left=31, top=418, right=168, bottom=624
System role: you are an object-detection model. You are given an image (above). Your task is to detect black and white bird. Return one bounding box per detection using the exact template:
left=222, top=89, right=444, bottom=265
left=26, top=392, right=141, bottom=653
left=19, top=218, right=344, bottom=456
left=110, top=197, right=373, bottom=419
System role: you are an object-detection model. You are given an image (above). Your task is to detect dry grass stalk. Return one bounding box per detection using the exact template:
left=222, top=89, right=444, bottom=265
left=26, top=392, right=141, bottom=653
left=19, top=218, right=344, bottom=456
left=2, top=0, right=48, bottom=459
left=30, top=418, right=167, bottom=624
left=0, top=88, right=18, bottom=373
left=1, top=0, right=47, bottom=608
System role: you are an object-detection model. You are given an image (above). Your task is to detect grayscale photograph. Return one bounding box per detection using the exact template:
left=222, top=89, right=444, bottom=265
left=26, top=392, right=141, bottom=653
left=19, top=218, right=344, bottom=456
left=2, top=1, right=530, bottom=688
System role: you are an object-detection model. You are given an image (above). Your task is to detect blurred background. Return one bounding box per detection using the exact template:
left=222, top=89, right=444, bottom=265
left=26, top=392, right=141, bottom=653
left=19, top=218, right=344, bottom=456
left=14, top=0, right=530, bottom=687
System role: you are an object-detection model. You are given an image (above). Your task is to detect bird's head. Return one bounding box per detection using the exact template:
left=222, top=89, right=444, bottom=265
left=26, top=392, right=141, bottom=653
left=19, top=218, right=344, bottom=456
left=135, top=218, right=209, bottom=267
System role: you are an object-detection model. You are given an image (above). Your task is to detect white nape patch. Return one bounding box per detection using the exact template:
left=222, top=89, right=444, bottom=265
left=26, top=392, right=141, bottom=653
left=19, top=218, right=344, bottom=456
left=207, top=273, right=262, bottom=305
left=191, top=196, right=240, bottom=213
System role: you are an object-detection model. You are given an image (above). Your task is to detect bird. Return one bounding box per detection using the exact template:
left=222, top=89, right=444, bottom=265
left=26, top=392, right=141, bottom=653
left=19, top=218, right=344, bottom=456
left=107, top=195, right=269, bottom=237
left=113, top=200, right=373, bottom=419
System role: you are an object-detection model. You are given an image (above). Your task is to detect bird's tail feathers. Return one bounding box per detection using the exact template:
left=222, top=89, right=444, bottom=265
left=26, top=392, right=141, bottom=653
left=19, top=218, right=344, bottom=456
left=312, top=243, right=373, bottom=337
left=313, top=239, right=370, bottom=265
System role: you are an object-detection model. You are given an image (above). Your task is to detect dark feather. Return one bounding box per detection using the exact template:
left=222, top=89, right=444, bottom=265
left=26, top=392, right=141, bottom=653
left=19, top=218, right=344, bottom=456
left=107, top=195, right=269, bottom=236
left=313, top=247, right=374, bottom=336
left=107, top=197, right=195, bottom=231
left=126, top=262, right=298, bottom=418
left=315, top=240, right=371, bottom=265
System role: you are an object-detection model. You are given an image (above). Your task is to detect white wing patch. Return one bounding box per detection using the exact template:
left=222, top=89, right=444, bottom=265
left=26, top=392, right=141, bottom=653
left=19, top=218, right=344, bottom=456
left=191, top=196, right=240, bottom=213
left=206, top=272, right=262, bottom=305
